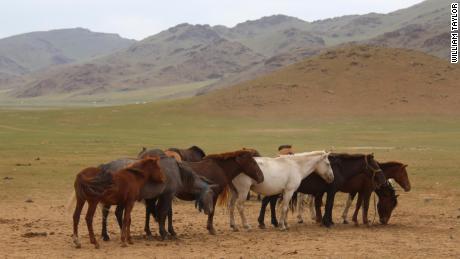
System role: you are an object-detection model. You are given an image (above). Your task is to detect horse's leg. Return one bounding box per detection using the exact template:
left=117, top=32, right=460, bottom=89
left=144, top=199, right=155, bottom=240
left=314, top=194, right=323, bottom=223
left=167, top=206, right=177, bottom=237
left=207, top=198, right=217, bottom=235
left=85, top=201, right=99, bottom=249
left=342, top=193, right=356, bottom=224
left=121, top=201, right=134, bottom=247
left=352, top=193, right=363, bottom=225
left=236, top=190, right=251, bottom=230
left=72, top=196, right=85, bottom=248
left=306, top=195, right=316, bottom=221
left=229, top=187, right=239, bottom=231
left=279, top=190, right=295, bottom=230
left=101, top=204, right=111, bottom=241
left=157, top=195, right=172, bottom=240
left=257, top=196, right=270, bottom=229
left=297, top=193, right=305, bottom=224
left=322, top=190, right=336, bottom=227
left=269, top=195, right=279, bottom=227
left=362, top=191, right=372, bottom=226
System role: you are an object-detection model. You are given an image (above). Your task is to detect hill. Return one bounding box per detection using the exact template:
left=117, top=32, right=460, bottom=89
left=0, top=0, right=452, bottom=104
left=0, top=28, right=135, bottom=82
left=191, top=45, right=460, bottom=117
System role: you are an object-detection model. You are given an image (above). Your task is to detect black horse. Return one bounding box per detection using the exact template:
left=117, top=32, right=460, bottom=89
left=258, top=153, right=385, bottom=228
left=100, top=149, right=218, bottom=241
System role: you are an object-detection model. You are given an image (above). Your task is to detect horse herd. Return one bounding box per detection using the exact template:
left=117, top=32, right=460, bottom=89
left=69, top=145, right=411, bottom=249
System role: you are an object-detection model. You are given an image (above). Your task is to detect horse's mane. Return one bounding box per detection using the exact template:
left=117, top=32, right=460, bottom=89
left=177, top=163, right=197, bottom=187
left=188, top=145, right=206, bottom=158
left=378, top=161, right=405, bottom=169
left=330, top=153, right=368, bottom=159
left=204, top=150, right=251, bottom=160
left=291, top=151, right=326, bottom=157
left=126, top=168, right=148, bottom=178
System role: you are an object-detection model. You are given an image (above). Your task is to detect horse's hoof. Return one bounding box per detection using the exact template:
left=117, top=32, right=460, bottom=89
left=121, top=242, right=127, bottom=248
left=102, top=235, right=110, bottom=241
left=127, top=239, right=133, bottom=245
left=208, top=228, right=217, bottom=235
left=343, top=220, right=349, bottom=224
left=297, top=219, right=304, bottom=224
left=94, top=243, right=100, bottom=249
left=145, top=235, right=154, bottom=241
left=258, top=224, right=266, bottom=229
left=279, top=227, right=287, bottom=231
left=272, top=221, right=279, bottom=227
left=243, top=224, right=251, bottom=230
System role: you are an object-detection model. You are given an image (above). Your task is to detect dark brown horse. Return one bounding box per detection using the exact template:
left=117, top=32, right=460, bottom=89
left=180, top=150, right=264, bottom=235
left=341, top=161, right=410, bottom=224
left=71, top=158, right=165, bottom=248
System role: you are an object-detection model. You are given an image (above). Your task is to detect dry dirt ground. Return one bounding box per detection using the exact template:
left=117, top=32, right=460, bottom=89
left=0, top=186, right=458, bottom=258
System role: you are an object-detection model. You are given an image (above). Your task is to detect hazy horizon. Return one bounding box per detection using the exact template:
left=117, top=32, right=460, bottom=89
left=0, top=0, right=425, bottom=40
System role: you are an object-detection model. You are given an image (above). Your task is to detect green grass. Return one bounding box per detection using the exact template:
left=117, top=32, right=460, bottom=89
left=0, top=80, right=216, bottom=108
left=0, top=102, right=459, bottom=203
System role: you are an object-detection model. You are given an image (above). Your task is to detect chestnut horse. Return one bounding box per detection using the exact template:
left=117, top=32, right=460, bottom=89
left=180, top=149, right=265, bottom=235
left=258, top=153, right=385, bottom=228
left=340, top=161, right=409, bottom=224
left=72, top=158, right=165, bottom=248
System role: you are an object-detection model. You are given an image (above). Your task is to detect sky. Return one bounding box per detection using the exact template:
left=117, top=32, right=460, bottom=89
left=0, top=0, right=426, bottom=40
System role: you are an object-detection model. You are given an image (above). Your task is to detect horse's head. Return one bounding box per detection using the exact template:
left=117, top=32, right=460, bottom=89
left=395, top=164, right=411, bottom=192
left=314, top=152, right=334, bottom=183
left=236, top=151, right=264, bottom=184
left=365, top=154, right=385, bottom=188
left=131, top=157, right=166, bottom=183
left=376, top=181, right=399, bottom=225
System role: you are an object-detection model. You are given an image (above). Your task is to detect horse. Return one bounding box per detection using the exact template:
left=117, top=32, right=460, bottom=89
left=230, top=151, right=334, bottom=231
left=258, top=153, right=385, bottom=228
left=375, top=181, right=399, bottom=224
left=71, top=158, right=166, bottom=248
left=177, top=149, right=264, bottom=235
left=165, top=145, right=206, bottom=162
left=100, top=149, right=218, bottom=241
left=340, top=161, right=409, bottom=224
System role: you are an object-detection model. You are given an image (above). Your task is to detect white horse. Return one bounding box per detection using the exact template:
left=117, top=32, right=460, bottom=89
left=229, top=151, right=334, bottom=230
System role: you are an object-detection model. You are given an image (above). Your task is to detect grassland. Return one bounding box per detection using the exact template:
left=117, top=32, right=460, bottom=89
left=0, top=102, right=459, bottom=257
left=1, top=101, right=459, bottom=199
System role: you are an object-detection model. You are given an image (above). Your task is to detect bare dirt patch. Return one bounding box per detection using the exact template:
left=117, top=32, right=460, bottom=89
left=0, top=188, right=458, bottom=258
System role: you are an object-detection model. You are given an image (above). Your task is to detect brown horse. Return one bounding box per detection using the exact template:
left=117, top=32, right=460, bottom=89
left=182, top=150, right=264, bottom=234
left=166, top=146, right=206, bottom=162
left=72, top=158, right=165, bottom=248
left=341, top=161, right=410, bottom=224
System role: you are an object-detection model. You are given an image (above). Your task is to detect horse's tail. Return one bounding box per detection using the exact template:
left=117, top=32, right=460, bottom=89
left=217, top=185, right=230, bottom=207
left=66, top=192, right=76, bottom=213
left=74, top=167, right=113, bottom=202
left=289, top=191, right=298, bottom=213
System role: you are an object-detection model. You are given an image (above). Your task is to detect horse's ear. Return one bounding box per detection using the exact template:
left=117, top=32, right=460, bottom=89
left=395, top=195, right=400, bottom=198
left=403, top=164, right=408, bottom=168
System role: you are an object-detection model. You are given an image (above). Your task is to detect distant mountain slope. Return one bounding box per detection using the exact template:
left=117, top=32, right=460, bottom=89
left=193, top=45, right=460, bottom=116
left=10, top=24, right=264, bottom=98
left=0, top=28, right=135, bottom=79
left=1, top=0, right=452, bottom=103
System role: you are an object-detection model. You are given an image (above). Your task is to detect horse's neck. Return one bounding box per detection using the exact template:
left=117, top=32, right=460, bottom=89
left=212, top=158, right=241, bottom=181
left=340, top=158, right=366, bottom=180
left=381, top=164, right=400, bottom=179
left=293, top=155, right=321, bottom=178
